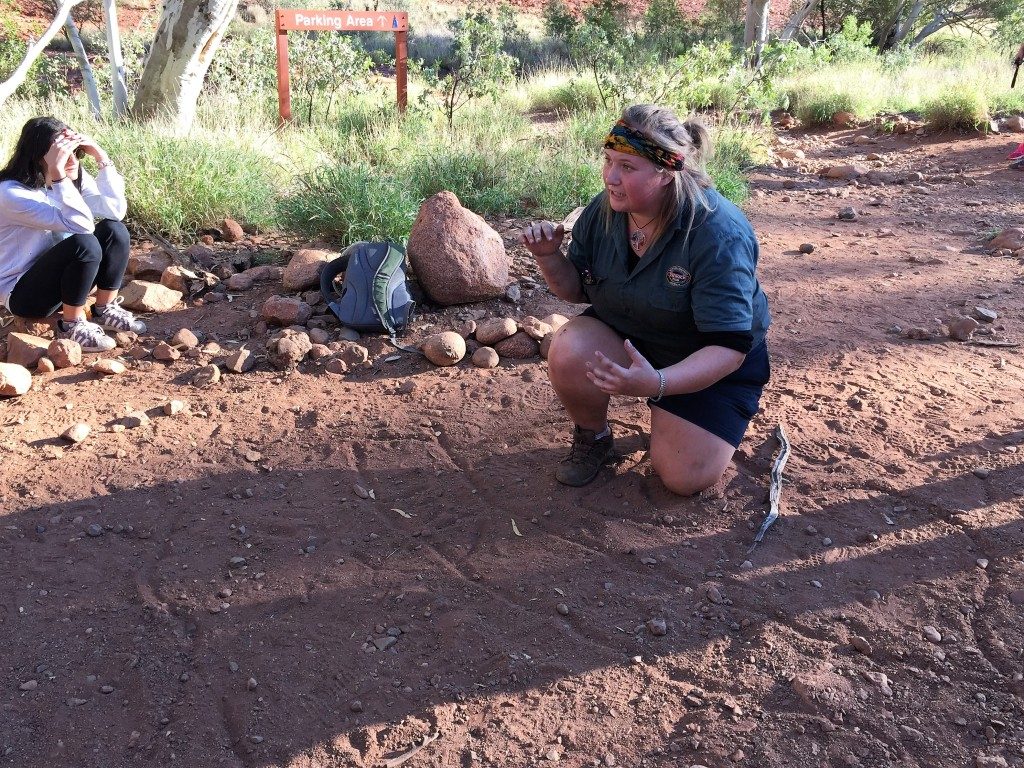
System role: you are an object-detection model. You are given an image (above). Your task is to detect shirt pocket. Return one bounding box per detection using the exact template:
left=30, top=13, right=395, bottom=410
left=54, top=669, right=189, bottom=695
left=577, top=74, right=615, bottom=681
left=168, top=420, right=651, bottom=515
left=644, top=283, right=692, bottom=333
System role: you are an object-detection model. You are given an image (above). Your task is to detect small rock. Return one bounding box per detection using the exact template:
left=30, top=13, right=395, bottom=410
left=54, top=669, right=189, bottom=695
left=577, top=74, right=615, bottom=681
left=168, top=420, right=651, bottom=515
left=170, top=328, right=199, bottom=348
left=850, top=635, right=873, bottom=655
left=556, top=603, right=570, bottom=616
left=976, top=558, right=989, bottom=569
left=350, top=699, right=363, bottom=712
left=471, top=346, right=499, bottom=368
left=646, top=618, right=668, bottom=636
left=973, top=467, right=991, bottom=480
left=229, top=556, right=247, bottom=567
left=798, top=243, right=815, bottom=254
left=163, top=400, right=187, bottom=416
left=19, top=680, right=38, bottom=691
left=246, top=677, right=258, bottom=690
left=0, top=362, right=32, bottom=396
left=923, top=625, right=942, bottom=643
left=122, top=411, right=150, bottom=429
left=545, top=748, right=560, bottom=762
left=325, top=358, right=349, bottom=375
left=973, top=307, right=997, bottom=323
left=706, top=585, right=724, bottom=604
left=47, top=338, right=82, bottom=369
left=86, top=523, right=103, bottom=537
left=222, top=217, right=245, bottom=243
left=61, top=423, right=91, bottom=443
left=152, top=341, right=181, bottom=361
left=92, top=359, right=126, bottom=376
left=947, top=316, right=980, bottom=341
left=192, top=364, right=221, bottom=387
left=838, top=207, right=859, bottom=221
left=225, top=348, right=255, bottom=374
left=36, top=357, right=55, bottom=373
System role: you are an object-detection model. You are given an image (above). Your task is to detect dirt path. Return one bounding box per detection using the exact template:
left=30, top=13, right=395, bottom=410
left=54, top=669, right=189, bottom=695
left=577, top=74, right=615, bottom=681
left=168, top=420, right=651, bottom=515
left=1, top=126, right=1023, bottom=768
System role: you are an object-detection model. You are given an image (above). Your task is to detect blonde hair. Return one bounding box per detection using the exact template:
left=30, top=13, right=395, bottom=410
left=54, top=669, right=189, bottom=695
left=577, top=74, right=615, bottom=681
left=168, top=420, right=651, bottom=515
left=602, top=104, right=715, bottom=244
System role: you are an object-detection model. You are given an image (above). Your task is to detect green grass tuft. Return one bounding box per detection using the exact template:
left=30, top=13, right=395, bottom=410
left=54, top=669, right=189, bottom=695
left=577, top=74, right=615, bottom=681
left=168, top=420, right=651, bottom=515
left=922, top=85, right=989, bottom=131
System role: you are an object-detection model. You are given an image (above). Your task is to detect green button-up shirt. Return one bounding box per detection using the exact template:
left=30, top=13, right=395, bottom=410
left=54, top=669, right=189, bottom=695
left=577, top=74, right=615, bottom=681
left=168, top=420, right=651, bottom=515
left=567, top=189, right=771, bottom=369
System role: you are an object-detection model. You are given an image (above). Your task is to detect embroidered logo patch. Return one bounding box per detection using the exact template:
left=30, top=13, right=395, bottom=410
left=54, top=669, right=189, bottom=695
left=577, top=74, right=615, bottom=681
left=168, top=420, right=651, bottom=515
left=665, top=266, right=691, bottom=287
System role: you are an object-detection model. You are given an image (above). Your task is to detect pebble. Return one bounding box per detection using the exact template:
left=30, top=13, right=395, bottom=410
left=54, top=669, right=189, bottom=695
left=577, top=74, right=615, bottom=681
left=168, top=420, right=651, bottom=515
left=86, top=523, right=104, bottom=537
left=976, top=558, right=989, bottom=570
left=19, top=680, right=38, bottom=691
left=246, top=677, right=258, bottom=690
left=62, top=423, right=91, bottom=443
left=740, top=560, right=753, bottom=570
left=229, top=556, right=247, bottom=567
left=798, top=243, right=815, bottom=254
left=556, top=603, right=570, bottom=616
left=545, top=748, right=560, bottom=761
left=923, top=625, right=942, bottom=643
left=100, top=685, right=114, bottom=694
left=705, top=585, right=724, bottom=604
left=850, top=635, right=873, bottom=655
left=838, top=207, right=859, bottom=221
left=163, top=400, right=187, bottom=416
left=350, top=699, right=363, bottom=712
left=973, top=467, right=991, bottom=480
left=228, top=661, right=239, bottom=673
left=646, top=618, right=668, bottom=636
left=810, top=580, right=823, bottom=589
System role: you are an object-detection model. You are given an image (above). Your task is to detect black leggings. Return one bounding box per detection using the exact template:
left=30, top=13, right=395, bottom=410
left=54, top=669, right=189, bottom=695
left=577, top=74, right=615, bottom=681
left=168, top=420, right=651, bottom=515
left=8, top=220, right=130, bottom=319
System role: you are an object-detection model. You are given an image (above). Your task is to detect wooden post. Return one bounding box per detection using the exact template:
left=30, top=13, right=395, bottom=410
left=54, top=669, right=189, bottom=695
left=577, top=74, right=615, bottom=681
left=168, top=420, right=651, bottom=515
left=276, top=9, right=292, bottom=124
left=395, top=29, right=407, bottom=114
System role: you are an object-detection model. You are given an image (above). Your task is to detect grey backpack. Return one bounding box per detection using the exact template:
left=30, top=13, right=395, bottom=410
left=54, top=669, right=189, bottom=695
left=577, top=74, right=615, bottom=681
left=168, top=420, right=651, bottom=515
left=320, top=242, right=415, bottom=339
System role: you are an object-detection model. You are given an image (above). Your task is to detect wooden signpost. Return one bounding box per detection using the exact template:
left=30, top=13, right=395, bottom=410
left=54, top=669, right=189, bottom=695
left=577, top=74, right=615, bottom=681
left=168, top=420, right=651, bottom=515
left=275, top=9, right=409, bottom=123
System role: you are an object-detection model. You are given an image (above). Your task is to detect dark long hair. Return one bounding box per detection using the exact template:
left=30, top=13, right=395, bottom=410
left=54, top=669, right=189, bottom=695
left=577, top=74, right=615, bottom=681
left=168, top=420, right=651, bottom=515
left=0, top=116, right=70, bottom=189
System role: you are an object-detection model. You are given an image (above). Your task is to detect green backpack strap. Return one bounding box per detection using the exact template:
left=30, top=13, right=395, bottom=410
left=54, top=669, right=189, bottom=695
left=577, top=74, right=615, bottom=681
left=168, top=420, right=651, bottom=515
left=371, top=243, right=422, bottom=355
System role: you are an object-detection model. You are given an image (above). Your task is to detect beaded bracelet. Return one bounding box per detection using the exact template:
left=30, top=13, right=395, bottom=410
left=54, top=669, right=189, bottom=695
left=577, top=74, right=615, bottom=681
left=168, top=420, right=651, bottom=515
left=651, top=369, right=666, bottom=402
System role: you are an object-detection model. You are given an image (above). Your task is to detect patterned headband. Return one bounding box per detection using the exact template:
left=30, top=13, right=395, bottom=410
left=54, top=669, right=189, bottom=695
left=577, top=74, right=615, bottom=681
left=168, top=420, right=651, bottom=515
left=603, top=120, right=684, bottom=171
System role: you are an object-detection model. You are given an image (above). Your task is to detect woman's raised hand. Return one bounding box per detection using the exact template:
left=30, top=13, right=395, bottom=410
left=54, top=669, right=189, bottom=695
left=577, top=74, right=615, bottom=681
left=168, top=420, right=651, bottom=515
left=42, top=129, right=81, bottom=181
left=71, top=131, right=109, bottom=165
left=520, top=220, right=565, bottom=259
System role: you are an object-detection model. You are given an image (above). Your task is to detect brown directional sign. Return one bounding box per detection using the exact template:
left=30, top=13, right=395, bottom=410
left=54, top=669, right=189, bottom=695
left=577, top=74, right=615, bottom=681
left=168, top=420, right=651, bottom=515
left=275, top=9, right=409, bottom=123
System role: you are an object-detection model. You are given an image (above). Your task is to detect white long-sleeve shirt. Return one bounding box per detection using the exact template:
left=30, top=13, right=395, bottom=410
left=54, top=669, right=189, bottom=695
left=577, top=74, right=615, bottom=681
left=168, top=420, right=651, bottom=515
left=0, top=166, right=127, bottom=309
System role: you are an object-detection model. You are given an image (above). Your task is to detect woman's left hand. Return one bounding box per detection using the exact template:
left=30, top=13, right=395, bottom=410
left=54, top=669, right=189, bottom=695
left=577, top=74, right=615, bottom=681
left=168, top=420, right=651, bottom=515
left=586, top=339, right=662, bottom=398
left=70, top=131, right=110, bottom=165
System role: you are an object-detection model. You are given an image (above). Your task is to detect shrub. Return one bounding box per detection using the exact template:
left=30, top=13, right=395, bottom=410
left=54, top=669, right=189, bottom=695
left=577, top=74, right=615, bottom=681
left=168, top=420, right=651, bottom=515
left=922, top=85, right=989, bottom=131
left=100, top=126, right=281, bottom=236
left=278, top=163, right=419, bottom=243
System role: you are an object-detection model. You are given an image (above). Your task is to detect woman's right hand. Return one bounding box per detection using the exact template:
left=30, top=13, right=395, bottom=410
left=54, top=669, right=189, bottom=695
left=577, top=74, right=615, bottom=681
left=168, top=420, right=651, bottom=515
left=42, top=130, right=80, bottom=181
left=520, top=220, right=565, bottom=259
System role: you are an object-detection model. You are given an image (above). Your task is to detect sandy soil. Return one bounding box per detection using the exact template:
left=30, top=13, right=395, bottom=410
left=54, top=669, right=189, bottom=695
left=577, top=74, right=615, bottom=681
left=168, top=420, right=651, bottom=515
left=1, top=125, right=1024, bottom=768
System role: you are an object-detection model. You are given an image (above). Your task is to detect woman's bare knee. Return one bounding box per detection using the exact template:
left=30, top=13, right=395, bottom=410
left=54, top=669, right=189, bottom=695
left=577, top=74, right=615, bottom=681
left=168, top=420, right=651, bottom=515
left=652, top=462, right=720, bottom=496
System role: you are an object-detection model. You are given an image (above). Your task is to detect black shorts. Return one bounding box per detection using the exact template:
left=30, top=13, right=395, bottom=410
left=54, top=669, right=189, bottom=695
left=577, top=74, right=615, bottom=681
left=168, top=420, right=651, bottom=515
left=648, top=341, right=770, bottom=448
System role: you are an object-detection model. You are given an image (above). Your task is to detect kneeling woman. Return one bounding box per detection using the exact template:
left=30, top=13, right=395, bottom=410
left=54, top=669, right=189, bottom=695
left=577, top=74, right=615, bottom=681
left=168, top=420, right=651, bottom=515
left=521, top=104, right=771, bottom=495
left=0, top=116, right=145, bottom=352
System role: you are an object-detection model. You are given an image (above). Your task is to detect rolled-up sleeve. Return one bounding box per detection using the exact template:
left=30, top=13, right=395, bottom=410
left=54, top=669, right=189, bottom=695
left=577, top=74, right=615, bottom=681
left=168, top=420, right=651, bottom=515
left=80, top=167, right=127, bottom=221
left=0, top=180, right=94, bottom=234
left=690, top=233, right=756, bottom=333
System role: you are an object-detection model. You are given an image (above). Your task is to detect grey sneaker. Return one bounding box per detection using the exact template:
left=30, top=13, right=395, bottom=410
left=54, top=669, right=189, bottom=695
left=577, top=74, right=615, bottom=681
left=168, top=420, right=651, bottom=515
left=94, top=296, right=147, bottom=333
left=555, top=426, right=614, bottom=487
left=62, top=319, right=116, bottom=353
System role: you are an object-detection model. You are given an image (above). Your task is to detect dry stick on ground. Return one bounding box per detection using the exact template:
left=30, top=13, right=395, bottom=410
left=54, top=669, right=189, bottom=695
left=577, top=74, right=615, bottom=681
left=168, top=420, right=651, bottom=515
left=381, top=731, right=440, bottom=768
left=751, top=423, right=791, bottom=549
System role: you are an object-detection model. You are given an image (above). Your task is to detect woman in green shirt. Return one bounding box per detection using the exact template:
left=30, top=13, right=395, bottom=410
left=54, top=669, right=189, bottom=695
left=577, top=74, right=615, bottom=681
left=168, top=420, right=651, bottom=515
left=521, top=104, right=771, bottom=494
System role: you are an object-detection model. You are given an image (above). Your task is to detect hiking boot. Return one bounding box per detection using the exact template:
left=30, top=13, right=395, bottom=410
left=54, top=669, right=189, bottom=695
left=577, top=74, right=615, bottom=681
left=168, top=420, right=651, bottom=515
left=93, top=296, right=147, bottom=333
left=555, top=425, right=614, bottom=487
left=61, top=319, right=116, bottom=353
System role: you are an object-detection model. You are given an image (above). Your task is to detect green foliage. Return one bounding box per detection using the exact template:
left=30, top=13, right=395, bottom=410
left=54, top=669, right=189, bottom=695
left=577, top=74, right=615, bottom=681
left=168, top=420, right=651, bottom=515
left=997, top=6, right=1024, bottom=47
left=542, top=0, right=576, bottom=41
left=788, top=84, right=860, bottom=126
left=827, top=16, right=876, bottom=63
left=0, top=15, right=67, bottom=100
left=278, top=163, right=419, bottom=243
left=98, top=127, right=281, bottom=237
left=204, top=26, right=277, bottom=101
left=641, top=0, right=692, bottom=60
left=424, top=8, right=516, bottom=129
left=289, top=32, right=374, bottom=125
left=922, top=85, right=989, bottom=131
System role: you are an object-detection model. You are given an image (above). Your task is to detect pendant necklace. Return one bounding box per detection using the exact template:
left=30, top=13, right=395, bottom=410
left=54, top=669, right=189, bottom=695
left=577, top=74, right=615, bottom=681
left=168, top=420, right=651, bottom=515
left=628, top=213, right=656, bottom=252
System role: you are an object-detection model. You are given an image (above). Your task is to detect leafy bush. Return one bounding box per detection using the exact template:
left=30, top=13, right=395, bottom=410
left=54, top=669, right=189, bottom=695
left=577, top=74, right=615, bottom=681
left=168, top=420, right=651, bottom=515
left=922, top=85, right=989, bottom=131
left=288, top=32, right=374, bottom=125
left=527, top=75, right=603, bottom=113
left=425, top=9, right=516, bottom=128
left=827, top=16, right=875, bottom=63
left=788, top=85, right=860, bottom=126
left=278, top=164, right=418, bottom=243
left=99, top=126, right=281, bottom=236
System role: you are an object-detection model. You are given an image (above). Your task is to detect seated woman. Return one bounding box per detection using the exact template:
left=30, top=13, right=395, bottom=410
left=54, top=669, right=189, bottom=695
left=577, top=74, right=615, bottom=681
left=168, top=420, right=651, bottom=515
left=0, top=116, right=145, bottom=353
left=521, top=104, right=771, bottom=495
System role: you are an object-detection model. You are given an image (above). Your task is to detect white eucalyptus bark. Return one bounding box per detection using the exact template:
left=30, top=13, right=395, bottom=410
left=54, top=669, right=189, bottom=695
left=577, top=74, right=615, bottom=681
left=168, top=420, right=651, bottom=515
left=743, top=0, right=771, bottom=68
left=103, top=0, right=129, bottom=117
left=779, top=0, right=818, bottom=42
left=132, top=0, right=238, bottom=133
left=64, top=15, right=103, bottom=120
left=0, top=0, right=84, bottom=107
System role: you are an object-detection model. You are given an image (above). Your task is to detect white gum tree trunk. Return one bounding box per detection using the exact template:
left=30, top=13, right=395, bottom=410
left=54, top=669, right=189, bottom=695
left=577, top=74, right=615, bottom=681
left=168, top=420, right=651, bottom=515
left=132, top=0, right=238, bottom=133
left=0, top=0, right=84, bottom=107
left=744, top=0, right=771, bottom=68
left=779, top=0, right=818, bottom=42
left=65, top=14, right=103, bottom=120
left=103, top=0, right=130, bottom=117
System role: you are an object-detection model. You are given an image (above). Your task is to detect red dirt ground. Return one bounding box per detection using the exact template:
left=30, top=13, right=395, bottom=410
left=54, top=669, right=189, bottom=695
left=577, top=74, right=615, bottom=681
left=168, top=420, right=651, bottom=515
left=1, top=125, right=1024, bottom=768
